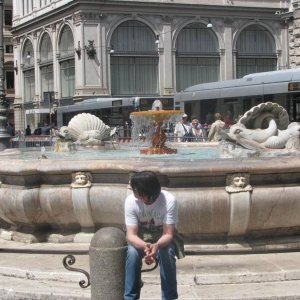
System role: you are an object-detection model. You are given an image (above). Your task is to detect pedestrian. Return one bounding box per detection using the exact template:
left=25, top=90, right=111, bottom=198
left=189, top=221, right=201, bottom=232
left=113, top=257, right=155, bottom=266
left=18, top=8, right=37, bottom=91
left=7, top=122, right=14, bottom=136
left=174, top=113, right=192, bottom=142
left=51, top=125, right=58, bottom=136
left=191, top=119, right=205, bottom=141
left=208, top=112, right=225, bottom=142
left=124, top=171, right=185, bottom=300
left=25, top=125, right=31, bottom=136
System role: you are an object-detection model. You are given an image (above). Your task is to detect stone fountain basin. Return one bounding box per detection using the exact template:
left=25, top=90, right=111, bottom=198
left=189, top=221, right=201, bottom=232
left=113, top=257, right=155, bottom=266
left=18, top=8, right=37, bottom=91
left=0, top=147, right=300, bottom=245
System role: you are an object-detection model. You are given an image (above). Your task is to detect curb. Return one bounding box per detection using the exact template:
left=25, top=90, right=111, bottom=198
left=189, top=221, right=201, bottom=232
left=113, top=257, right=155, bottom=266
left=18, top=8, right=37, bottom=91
left=1, top=266, right=300, bottom=286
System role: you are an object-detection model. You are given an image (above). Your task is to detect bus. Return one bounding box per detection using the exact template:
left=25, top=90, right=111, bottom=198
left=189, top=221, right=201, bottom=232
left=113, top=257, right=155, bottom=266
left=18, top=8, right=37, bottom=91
left=174, top=69, right=300, bottom=126
left=56, top=96, right=175, bottom=136
left=57, top=98, right=134, bottom=128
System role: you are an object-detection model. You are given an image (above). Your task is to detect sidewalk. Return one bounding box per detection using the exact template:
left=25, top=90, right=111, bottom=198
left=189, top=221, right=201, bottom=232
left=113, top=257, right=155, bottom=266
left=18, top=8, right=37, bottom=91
left=0, top=240, right=300, bottom=299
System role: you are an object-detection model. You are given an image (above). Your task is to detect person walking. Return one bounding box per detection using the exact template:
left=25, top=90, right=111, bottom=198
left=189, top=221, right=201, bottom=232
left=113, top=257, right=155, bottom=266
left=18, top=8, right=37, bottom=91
left=174, top=113, right=192, bottom=142
left=208, top=112, right=225, bottom=142
left=191, top=119, right=205, bottom=141
left=25, top=125, right=31, bottom=136
left=124, top=171, right=184, bottom=300
left=7, top=122, right=14, bottom=136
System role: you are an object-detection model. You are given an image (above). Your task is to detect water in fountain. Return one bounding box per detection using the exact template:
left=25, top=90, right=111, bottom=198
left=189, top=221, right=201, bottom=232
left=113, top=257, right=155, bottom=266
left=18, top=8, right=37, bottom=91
left=0, top=144, right=219, bottom=161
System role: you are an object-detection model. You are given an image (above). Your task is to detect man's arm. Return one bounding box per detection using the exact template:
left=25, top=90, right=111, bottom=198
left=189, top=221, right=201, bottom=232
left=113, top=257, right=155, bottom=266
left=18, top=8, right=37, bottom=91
left=126, top=224, right=149, bottom=250
left=146, top=224, right=175, bottom=259
left=126, top=222, right=175, bottom=250
left=156, top=223, right=175, bottom=248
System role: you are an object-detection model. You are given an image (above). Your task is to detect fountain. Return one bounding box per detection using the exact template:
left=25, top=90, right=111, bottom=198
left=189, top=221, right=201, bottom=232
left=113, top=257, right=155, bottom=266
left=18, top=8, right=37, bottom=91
left=0, top=102, right=300, bottom=251
left=130, top=100, right=182, bottom=154
left=55, top=113, right=118, bottom=152
left=220, top=102, right=300, bottom=158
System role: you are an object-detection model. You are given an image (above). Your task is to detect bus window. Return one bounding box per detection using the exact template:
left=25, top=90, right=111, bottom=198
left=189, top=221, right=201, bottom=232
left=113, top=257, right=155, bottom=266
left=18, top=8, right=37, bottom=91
left=290, top=93, right=300, bottom=122
left=138, top=98, right=174, bottom=111
left=201, top=100, right=217, bottom=125
left=57, top=98, right=135, bottom=132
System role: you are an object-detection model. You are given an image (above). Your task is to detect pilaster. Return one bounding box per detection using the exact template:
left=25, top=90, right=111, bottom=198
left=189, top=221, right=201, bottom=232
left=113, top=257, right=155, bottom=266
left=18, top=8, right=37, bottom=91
left=162, top=18, right=174, bottom=95
left=223, top=18, right=234, bottom=80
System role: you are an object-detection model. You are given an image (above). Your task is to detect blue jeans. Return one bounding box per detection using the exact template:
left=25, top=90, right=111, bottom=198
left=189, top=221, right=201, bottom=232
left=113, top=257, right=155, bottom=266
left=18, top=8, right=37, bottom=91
left=124, top=243, right=178, bottom=300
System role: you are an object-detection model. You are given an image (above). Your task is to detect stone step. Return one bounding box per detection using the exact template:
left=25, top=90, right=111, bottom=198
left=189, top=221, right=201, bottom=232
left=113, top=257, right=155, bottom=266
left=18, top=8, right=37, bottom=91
left=1, top=275, right=300, bottom=300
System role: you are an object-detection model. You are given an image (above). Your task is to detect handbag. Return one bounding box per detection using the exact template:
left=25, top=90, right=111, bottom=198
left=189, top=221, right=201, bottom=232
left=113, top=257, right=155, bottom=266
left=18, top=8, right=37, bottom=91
left=181, top=123, right=192, bottom=142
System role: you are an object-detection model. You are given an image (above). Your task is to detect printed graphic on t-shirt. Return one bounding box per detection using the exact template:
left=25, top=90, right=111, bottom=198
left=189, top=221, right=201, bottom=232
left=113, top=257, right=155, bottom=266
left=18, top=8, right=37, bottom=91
left=140, top=218, right=155, bottom=230
left=139, top=206, right=164, bottom=229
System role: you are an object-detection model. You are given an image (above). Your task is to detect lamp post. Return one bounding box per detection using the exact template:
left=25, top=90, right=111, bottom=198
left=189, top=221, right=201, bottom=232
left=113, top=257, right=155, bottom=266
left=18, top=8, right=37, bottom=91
left=0, top=0, right=10, bottom=150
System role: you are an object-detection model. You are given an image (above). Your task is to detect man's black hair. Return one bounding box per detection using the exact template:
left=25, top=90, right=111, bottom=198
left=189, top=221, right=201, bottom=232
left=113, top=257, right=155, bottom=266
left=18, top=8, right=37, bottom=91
left=130, top=171, right=161, bottom=203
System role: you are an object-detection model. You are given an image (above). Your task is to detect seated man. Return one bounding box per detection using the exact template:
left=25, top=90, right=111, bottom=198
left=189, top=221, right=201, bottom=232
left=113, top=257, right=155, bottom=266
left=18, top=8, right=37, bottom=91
left=124, top=171, right=184, bottom=300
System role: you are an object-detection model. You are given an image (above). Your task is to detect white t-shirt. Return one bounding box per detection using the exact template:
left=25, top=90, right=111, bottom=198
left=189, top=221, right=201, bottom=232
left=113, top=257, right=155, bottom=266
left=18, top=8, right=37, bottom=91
left=174, top=122, right=192, bottom=142
left=125, top=190, right=178, bottom=230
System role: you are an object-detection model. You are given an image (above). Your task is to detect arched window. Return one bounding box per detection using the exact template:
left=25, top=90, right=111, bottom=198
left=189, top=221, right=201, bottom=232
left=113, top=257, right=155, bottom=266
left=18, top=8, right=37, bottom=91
left=40, top=33, right=53, bottom=62
left=40, top=33, right=54, bottom=100
left=236, top=25, right=277, bottom=78
left=23, top=40, right=35, bottom=103
left=176, top=23, right=220, bottom=92
left=58, top=25, right=75, bottom=98
left=110, top=20, right=158, bottom=95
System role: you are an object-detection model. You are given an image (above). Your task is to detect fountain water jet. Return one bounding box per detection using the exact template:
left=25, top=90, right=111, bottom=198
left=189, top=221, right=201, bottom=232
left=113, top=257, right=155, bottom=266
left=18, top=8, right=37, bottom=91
left=130, top=109, right=182, bottom=154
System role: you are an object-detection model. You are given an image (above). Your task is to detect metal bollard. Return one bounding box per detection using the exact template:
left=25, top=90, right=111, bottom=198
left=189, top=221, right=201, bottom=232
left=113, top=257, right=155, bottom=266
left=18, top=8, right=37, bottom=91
left=89, top=227, right=127, bottom=300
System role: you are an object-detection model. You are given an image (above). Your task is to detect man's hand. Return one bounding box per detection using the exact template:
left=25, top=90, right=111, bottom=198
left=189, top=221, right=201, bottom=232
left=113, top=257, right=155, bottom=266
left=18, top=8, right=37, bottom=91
left=126, top=224, right=175, bottom=266
left=144, top=255, right=155, bottom=265
left=144, top=243, right=158, bottom=265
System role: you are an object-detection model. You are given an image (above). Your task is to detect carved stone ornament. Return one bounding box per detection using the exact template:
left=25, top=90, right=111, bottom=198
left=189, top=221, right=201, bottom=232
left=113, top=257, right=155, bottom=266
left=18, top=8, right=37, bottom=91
left=223, top=17, right=234, bottom=25
left=72, top=13, right=84, bottom=24
left=225, top=173, right=252, bottom=193
left=71, top=172, right=92, bottom=188
left=162, top=15, right=173, bottom=23
left=99, top=13, right=106, bottom=19
left=51, top=23, right=56, bottom=32
left=85, top=40, right=96, bottom=59
left=13, top=37, right=20, bottom=46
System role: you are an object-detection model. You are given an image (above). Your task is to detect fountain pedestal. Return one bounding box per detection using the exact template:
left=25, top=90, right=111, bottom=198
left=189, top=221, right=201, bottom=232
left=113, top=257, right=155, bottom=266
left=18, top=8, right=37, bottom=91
left=140, top=121, right=177, bottom=154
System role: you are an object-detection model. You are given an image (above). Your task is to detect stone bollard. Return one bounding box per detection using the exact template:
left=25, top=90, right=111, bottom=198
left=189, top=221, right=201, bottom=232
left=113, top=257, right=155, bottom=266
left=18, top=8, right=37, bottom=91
left=89, top=227, right=127, bottom=300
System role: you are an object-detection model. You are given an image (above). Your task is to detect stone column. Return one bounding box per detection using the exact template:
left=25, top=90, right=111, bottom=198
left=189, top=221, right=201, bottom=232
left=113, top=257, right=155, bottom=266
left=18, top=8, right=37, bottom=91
left=23, top=0, right=28, bottom=15
left=161, top=18, right=174, bottom=95
left=99, top=15, right=108, bottom=93
left=33, top=31, right=39, bottom=102
left=73, top=12, right=84, bottom=97
left=13, top=0, right=20, bottom=20
left=0, top=0, right=10, bottom=150
left=223, top=18, right=234, bottom=80
left=89, top=227, right=127, bottom=300
left=50, top=23, right=59, bottom=106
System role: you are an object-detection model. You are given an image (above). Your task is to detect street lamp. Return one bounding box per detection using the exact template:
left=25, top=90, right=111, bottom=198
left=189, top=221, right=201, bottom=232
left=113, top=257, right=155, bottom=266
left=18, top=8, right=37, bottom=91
left=0, top=0, right=11, bottom=150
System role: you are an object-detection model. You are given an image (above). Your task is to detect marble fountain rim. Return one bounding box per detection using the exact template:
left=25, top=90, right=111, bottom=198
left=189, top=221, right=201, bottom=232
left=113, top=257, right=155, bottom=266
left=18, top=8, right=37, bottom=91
left=0, top=155, right=298, bottom=176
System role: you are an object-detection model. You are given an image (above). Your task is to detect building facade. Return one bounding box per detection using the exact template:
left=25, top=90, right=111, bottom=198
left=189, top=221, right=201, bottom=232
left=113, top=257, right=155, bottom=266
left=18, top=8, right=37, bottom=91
left=11, top=0, right=294, bottom=131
